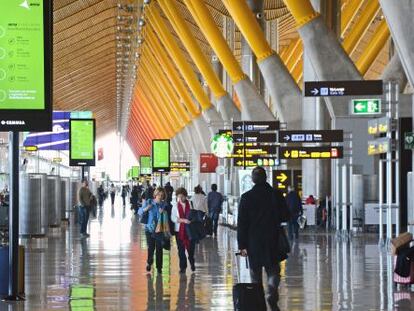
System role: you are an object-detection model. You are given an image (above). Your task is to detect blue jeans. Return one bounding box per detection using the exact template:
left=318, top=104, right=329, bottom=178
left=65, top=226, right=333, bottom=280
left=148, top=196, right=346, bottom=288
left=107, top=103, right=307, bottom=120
left=79, top=206, right=90, bottom=234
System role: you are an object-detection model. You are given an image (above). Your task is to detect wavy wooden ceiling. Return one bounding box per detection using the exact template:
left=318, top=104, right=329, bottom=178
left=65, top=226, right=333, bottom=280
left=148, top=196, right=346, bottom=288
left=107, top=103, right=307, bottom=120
left=53, top=0, right=391, bottom=145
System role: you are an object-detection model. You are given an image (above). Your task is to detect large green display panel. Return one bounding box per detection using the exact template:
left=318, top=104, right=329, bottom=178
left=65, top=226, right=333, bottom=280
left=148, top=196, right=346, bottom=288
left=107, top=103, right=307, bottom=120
left=0, top=0, right=52, bottom=131
left=140, top=156, right=152, bottom=176
left=69, top=119, right=96, bottom=166
left=152, top=140, right=170, bottom=172
left=132, top=166, right=139, bottom=178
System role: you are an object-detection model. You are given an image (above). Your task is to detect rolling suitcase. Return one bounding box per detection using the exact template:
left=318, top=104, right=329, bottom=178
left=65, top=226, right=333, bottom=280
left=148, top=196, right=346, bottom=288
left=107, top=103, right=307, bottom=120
left=233, top=253, right=267, bottom=311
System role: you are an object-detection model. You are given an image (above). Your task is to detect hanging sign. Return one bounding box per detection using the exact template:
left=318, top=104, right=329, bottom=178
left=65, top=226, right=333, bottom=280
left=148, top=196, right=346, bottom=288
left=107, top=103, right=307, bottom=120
left=272, top=170, right=291, bottom=195
left=280, top=146, right=343, bottom=159
left=69, top=119, right=96, bottom=166
left=233, top=121, right=280, bottom=132
left=351, top=99, right=381, bottom=115
left=279, top=130, right=344, bottom=143
left=0, top=0, right=53, bottom=131
left=140, top=156, right=152, bottom=176
left=170, top=162, right=191, bottom=172
left=305, top=80, right=383, bottom=97
left=200, top=153, right=218, bottom=173
left=152, top=139, right=170, bottom=173
left=211, top=133, right=234, bottom=158
left=368, top=138, right=392, bottom=155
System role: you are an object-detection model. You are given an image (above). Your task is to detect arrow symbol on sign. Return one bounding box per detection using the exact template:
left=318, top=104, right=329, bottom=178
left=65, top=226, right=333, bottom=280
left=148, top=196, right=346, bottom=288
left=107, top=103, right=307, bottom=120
left=284, top=135, right=290, bottom=141
left=284, top=151, right=291, bottom=158
left=277, top=173, right=288, bottom=183
left=311, top=88, right=319, bottom=95
left=355, top=103, right=365, bottom=111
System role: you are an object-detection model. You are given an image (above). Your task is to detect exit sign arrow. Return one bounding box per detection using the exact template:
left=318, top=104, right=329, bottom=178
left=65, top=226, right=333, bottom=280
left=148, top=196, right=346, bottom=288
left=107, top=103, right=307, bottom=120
left=351, top=99, right=381, bottom=115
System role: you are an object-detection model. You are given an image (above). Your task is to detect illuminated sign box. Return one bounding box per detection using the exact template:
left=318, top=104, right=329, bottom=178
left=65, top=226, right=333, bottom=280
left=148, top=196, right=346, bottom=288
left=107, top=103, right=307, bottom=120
left=0, top=0, right=53, bottom=131
left=152, top=140, right=170, bottom=173
left=280, top=147, right=343, bottom=159
left=140, top=156, right=152, bottom=176
left=69, top=119, right=96, bottom=166
left=170, top=162, right=190, bottom=172
left=368, top=138, right=391, bottom=155
left=131, top=166, right=139, bottom=178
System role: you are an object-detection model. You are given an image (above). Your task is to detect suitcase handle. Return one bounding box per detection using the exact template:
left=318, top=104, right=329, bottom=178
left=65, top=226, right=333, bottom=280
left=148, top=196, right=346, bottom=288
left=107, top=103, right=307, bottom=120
left=235, top=252, right=249, bottom=269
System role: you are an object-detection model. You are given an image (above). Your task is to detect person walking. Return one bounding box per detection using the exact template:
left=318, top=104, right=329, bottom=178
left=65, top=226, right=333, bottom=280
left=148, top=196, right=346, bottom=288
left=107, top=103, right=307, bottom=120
left=110, top=183, right=116, bottom=207
left=286, top=186, right=303, bottom=240
left=138, top=187, right=168, bottom=274
left=121, top=185, right=128, bottom=207
left=97, top=184, right=105, bottom=207
left=237, top=167, right=290, bottom=311
left=171, top=187, right=196, bottom=273
left=164, top=182, right=175, bottom=235
left=78, top=179, right=93, bottom=238
left=191, top=185, right=208, bottom=214
left=130, top=185, right=140, bottom=215
left=207, top=184, right=223, bottom=236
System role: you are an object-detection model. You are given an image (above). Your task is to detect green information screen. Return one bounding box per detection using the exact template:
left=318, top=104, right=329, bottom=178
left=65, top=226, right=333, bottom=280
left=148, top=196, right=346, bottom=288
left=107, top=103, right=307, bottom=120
left=70, top=119, right=95, bottom=166
left=152, top=140, right=170, bottom=172
left=0, top=0, right=45, bottom=109
left=132, top=166, right=139, bottom=178
left=140, top=156, right=152, bottom=175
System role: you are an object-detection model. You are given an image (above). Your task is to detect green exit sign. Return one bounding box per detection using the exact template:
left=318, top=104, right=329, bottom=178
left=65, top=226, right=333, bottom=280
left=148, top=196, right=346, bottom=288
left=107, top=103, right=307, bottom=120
left=351, top=99, right=381, bottom=115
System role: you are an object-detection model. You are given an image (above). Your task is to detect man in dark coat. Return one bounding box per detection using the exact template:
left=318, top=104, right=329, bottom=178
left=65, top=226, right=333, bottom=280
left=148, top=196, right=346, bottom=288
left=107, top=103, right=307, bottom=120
left=286, top=186, right=303, bottom=240
left=238, top=167, right=289, bottom=311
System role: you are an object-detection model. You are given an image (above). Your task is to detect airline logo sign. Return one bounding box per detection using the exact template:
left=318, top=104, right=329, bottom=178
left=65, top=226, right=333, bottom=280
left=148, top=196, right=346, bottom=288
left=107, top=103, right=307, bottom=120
left=280, top=147, right=343, bottom=159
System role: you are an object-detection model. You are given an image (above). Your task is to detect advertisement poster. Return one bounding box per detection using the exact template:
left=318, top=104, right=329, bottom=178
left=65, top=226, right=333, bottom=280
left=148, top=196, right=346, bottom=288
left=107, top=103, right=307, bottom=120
left=69, top=119, right=95, bottom=166
left=239, top=169, right=254, bottom=195
left=152, top=140, right=170, bottom=172
left=0, top=0, right=52, bottom=131
left=200, top=153, right=218, bottom=173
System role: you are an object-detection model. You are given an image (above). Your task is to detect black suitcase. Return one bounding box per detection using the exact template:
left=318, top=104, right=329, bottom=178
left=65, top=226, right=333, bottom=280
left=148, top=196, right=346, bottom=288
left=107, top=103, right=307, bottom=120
left=233, top=254, right=267, bottom=311
left=204, top=216, right=213, bottom=236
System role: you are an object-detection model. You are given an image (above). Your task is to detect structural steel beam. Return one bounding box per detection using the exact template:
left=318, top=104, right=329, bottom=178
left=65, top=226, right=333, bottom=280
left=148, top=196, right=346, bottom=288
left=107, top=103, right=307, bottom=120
left=147, top=5, right=211, bottom=111
left=222, top=0, right=301, bottom=126
left=379, top=0, right=414, bottom=88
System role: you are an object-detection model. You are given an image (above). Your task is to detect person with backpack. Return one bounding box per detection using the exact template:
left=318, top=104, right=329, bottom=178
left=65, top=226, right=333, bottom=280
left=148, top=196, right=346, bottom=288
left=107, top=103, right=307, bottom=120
left=138, top=187, right=168, bottom=274
left=286, top=186, right=303, bottom=240
left=237, top=167, right=290, bottom=311
left=171, top=187, right=196, bottom=273
left=207, top=184, right=224, bottom=236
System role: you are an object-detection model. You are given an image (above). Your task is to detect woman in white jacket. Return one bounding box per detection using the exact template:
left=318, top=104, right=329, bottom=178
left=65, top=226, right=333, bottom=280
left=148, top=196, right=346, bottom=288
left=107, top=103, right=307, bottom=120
left=190, top=185, right=208, bottom=214
left=171, top=187, right=196, bottom=273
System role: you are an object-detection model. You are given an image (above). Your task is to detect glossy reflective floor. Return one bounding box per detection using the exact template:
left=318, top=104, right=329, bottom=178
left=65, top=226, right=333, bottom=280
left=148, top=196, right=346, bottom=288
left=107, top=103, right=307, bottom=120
left=1, top=198, right=413, bottom=311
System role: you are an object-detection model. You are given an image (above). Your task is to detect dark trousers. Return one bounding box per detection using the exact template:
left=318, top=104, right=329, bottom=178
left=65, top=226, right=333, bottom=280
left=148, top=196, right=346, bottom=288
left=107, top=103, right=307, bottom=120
left=110, top=193, right=115, bottom=205
left=212, top=217, right=219, bottom=235
left=79, top=206, right=90, bottom=234
left=146, top=231, right=163, bottom=270
left=176, top=236, right=195, bottom=271
left=288, top=217, right=299, bottom=240
left=122, top=196, right=126, bottom=206
left=250, top=264, right=281, bottom=311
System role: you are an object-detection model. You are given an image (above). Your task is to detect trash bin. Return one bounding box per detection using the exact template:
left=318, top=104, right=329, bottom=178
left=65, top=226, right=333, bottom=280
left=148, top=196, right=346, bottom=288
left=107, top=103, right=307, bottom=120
left=0, top=246, right=25, bottom=297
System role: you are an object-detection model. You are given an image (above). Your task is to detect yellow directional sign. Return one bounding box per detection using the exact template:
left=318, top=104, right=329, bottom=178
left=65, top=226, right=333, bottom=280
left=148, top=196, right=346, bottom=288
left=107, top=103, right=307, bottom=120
left=276, top=172, right=288, bottom=183
left=272, top=170, right=291, bottom=195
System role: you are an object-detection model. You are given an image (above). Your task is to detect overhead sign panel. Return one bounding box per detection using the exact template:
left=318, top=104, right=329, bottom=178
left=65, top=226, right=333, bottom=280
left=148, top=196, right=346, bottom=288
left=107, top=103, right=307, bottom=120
left=152, top=140, right=170, bottom=172
left=140, top=156, right=152, bottom=176
left=351, top=99, right=381, bottom=115
left=69, top=119, right=96, bottom=167
left=233, top=132, right=277, bottom=144
left=272, top=170, right=291, bottom=195
left=170, top=162, right=191, bottom=172
left=0, top=0, right=53, bottom=131
left=279, top=130, right=343, bottom=143
left=304, top=80, right=383, bottom=97
left=233, top=156, right=279, bottom=167
left=233, top=121, right=280, bottom=132
left=233, top=145, right=278, bottom=156
left=280, top=146, right=343, bottom=159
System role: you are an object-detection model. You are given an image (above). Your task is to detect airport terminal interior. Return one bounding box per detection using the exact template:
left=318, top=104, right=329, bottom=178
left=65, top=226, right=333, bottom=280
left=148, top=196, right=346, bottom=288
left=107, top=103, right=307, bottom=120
left=1, top=0, right=414, bottom=310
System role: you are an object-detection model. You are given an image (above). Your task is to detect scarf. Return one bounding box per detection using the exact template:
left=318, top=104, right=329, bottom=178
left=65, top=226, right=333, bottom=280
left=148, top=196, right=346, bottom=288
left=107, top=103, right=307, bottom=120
left=178, top=200, right=191, bottom=250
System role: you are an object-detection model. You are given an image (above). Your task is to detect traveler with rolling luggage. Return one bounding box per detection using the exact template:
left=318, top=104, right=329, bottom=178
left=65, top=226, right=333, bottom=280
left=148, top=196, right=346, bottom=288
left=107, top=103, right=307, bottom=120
left=171, top=187, right=197, bottom=273
left=207, top=184, right=224, bottom=237
left=237, top=167, right=290, bottom=311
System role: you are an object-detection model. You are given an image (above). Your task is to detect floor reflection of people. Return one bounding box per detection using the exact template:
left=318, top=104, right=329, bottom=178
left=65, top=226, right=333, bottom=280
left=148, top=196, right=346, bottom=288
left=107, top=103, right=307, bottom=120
left=146, top=273, right=169, bottom=311
left=111, top=205, right=115, bottom=218
left=175, top=274, right=195, bottom=311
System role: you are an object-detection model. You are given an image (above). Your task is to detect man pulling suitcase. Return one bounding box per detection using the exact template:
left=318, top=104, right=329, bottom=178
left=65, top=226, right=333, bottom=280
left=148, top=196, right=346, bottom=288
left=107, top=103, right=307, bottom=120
left=236, top=167, right=290, bottom=311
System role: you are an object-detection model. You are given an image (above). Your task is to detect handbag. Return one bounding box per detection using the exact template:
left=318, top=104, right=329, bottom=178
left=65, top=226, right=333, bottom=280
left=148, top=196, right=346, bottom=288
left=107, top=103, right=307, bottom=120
left=277, top=227, right=290, bottom=262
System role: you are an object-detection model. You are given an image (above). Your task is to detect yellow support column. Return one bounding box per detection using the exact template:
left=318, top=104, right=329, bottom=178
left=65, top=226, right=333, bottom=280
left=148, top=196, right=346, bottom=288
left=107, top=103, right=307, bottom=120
left=146, top=27, right=200, bottom=118
left=143, top=47, right=191, bottom=124
left=356, top=20, right=390, bottom=75
left=147, top=5, right=211, bottom=111
left=139, top=76, right=179, bottom=134
left=158, top=0, right=227, bottom=101
left=136, top=87, right=174, bottom=138
left=145, top=50, right=191, bottom=124
left=140, top=63, right=184, bottom=130
left=184, top=0, right=246, bottom=83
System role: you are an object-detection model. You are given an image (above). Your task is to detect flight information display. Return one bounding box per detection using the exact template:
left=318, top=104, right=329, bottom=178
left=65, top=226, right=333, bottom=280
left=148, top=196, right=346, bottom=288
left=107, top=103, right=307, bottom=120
left=69, top=119, right=96, bottom=166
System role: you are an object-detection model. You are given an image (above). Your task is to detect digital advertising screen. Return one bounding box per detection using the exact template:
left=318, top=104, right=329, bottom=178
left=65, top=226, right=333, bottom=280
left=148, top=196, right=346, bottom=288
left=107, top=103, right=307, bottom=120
left=69, top=119, right=96, bottom=167
left=0, top=0, right=53, bottom=131
left=140, top=156, right=152, bottom=176
left=152, top=140, right=170, bottom=172
left=131, top=166, right=139, bottom=178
